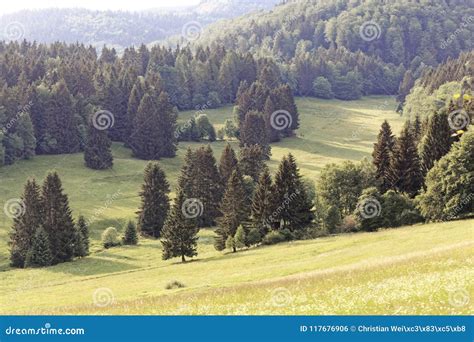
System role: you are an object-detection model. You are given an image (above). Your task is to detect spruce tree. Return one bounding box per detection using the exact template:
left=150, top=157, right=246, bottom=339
left=123, top=220, right=138, bottom=245
left=131, top=92, right=177, bottom=160
left=389, top=123, right=424, bottom=197
left=372, top=120, right=395, bottom=193
left=239, top=145, right=266, bottom=182
left=73, top=225, right=87, bottom=258
left=239, top=111, right=270, bottom=159
left=42, top=172, right=76, bottom=264
left=161, top=189, right=199, bottom=262
left=24, top=227, right=53, bottom=268
left=215, top=169, right=250, bottom=251
left=77, top=215, right=89, bottom=255
left=137, top=162, right=170, bottom=238
left=181, top=146, right=222, bottom=227
left=9, top=179, right=43, bottom=268
left=263, top=96, right=280, bottom=142
left=219, top=143, right=238, bottom=185
left=419, top=109, right=453, bottom=175
left=84, top=118, right=113, bottom=170
left=251, top=166, right=275, bottom=236
left=273, top=154, right=314, bottom=231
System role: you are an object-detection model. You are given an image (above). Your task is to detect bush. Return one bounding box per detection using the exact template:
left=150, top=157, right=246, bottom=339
left=313, top=76, right=334, bottom=99
left=224, top=119, right=238, bottom=139
left=102, top=227, right=120, bottom=248
left=207, top=91, right=221, bottom=108
left=339, top=215, right=358, bottom=233
left=399, top=209, right=424, bottom=226
left=381, top=190, right=420, bottom=227
left=246, top=228, right=261, bottom=245
left=262, top=231, right=286, bottom=245
left=216, top=127, right=225, bottom=140
left=165, top=280, right=185, bottom=290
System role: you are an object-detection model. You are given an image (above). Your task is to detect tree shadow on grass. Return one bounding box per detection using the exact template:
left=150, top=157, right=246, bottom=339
left=47, top=256, right=138, bottom=276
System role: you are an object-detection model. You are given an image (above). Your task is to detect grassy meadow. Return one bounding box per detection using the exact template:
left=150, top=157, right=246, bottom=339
left=1, top=95, right=471, bottom=315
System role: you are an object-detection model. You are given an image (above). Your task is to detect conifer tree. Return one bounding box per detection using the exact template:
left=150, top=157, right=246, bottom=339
left=24, top=227, right=52, bottom=268
left=263, top=96, right=281, bottom=142
left=239, top=111, right=270, bottom=158
left=45, top=80, right=81, bottom=154
left=131, top=92, right=177, bottom=160
left=215, top=169, right=250, bottom=251
left=239, top=145, right=266, bottom=182
left=273, top=154, right=314, bottom=231
left=372, top=120, right=395, bottom=193
left=234, top=225, right=247, bottom=250
left=219, top=143, right=238, bottom=185
left=161, top=189, right=199, bottom=262
left=251, top=166, right=275, bottom=236
left=123, top=220, right=138, bottom=245
left=181, top=146, right=222, bottom=227
left=137, top=162, right=170, bottom=238
left=73, top=225, right=87, bottom=258
left=84, top=118, right=113, bottom=170
left=389, top=123, right=424, bottom=197
left=9, top=179, right=43, bottom=268
left=419, top=109, right=453, bottom=175
left=42, top=172, right=76, bottom=264
left=76, top=215, right=89, bottom=255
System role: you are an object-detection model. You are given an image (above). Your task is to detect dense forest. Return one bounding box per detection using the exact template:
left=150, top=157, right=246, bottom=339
left=0, top=0, right=280, bottom=50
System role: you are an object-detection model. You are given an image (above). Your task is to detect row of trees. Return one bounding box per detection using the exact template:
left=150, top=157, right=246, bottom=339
left=9, top=173, right=89, bottom=268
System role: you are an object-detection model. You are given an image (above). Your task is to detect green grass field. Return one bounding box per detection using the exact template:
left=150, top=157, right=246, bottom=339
left=0, top=96, right=471, bottom=315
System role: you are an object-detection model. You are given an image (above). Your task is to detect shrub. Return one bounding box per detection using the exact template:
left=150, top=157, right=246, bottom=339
left=262, top=231, right=286, bottom=245
left=339, top=215, right=358, bottom=233
left=102, top=227, right=120, bottom=248
left=246, top=228, right=261, bottom=246
left=313, top=76, right=334, bottom=99
left=165, top=280, right=185, bottom=290
left=399, top=209, right=424, bottom=226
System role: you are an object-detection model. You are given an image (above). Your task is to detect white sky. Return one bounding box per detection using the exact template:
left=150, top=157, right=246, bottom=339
left=0, top=0, right=201, bottom=14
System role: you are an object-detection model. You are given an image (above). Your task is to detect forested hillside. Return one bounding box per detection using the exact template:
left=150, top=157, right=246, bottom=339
left=0, top=0, right=279, bottom=50
left=197, top=0, right=473, bottom=98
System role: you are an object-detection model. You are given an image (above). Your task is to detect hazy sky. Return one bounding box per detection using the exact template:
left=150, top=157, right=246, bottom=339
left=0, top=0, right=201, bottom=14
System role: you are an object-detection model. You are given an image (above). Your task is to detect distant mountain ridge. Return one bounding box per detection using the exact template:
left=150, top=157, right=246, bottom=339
left=0, top=0, right=280, bottom=50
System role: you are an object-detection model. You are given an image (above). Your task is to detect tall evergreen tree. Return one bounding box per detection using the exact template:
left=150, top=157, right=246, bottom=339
left=419, top=109, right=453, bottom=175
left=219, top=143, right=238, bottom=185
left=239, top=110, right=270, bottom=158
left=84, top=118, right=113, bottom=170
left=161, top=189, right=199, bottom=262
left=24, top=227, right=53, bottom=268
left=372, top=120, right=396, bottom=193
left=8, top=179, right=43, bottom=268
left=273, top=154, right=314, bottom=231
left=215, top=169, right=250, bottom=252
left=389, top=123, right=424, bottom=197
left=76, top=215, right=89, bottom=255
left=131, top=91, right=177, bottom=160
left=239, top=145, right=266, bottom=182
left=42, top=172, right=76, bottom=264
left=251, top=166, right=275, bottom=237
left=181, top=146, right=222, bottom=227
left=137, top=162, right=170, bottom=238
